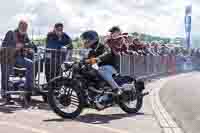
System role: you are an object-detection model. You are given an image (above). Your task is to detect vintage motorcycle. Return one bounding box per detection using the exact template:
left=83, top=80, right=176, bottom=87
left=47, top=58, right=149, bottom=119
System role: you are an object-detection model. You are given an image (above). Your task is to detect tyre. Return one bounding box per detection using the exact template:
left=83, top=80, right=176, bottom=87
left=20, top=93, right=31, bottom=108
left=119, top=94, right=143, bottom=114
left=42, top=94, right=48, bottom=103
left=48, top=80, right=85, bottom=119
left=25, top=94, right=31, bottom=103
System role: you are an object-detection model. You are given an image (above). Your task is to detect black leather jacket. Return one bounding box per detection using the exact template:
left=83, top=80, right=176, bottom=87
left=88, top=42, right=119, bottom=70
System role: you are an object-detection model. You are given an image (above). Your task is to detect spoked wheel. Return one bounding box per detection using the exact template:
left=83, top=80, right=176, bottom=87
left=0, top=95, right=12, bottom=106
left=118, top=91, right=143, bottom=114
left=48, top=82, right=84, bottom=119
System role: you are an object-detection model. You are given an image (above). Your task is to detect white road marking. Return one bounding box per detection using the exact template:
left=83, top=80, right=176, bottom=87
left=0, top=121, right=49, bottom=133
left=78, top=122, right=131, bottom=133
left=150, top=73, right=190, bottom=133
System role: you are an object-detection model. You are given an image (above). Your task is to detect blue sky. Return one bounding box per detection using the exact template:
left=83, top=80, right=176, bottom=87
left=0, top=0, right=199, bottom=38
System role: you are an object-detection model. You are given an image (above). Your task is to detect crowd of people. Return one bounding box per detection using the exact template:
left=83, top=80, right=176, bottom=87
left=0, top=24, right=194, bottom=58
left=103, top=26, right=191, bottom=57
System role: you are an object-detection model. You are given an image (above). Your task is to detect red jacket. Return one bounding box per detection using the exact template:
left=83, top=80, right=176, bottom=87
left=105, top=33, right=129, bottom=55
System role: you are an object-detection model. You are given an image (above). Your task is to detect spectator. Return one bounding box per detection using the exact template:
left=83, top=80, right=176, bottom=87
left=160, top=44, right=168, bottom=55
left=131, top=38, right=145, bottom=55
left=45, top=23, right=72, bottom=82
left=144, top=43, right=155, bottom=56
left=196, top=48, right=200, bottom=57
left=129, top=38, right=138, bottom=53
left=152, top=43, right=160, bottom=55
left=105, top=26, right=130, bottom=55
left=1, top=20, right=34, bottom=102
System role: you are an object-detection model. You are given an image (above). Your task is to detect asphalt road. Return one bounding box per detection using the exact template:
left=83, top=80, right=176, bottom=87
left=160, top=72, right=200, bottom=133
left=0, top=81, right=162, bottom=133
left=0, top=97, right=160, bottom=133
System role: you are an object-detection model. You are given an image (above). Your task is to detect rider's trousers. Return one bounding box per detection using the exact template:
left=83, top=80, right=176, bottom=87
left=98, top=65, right=119, bottom=89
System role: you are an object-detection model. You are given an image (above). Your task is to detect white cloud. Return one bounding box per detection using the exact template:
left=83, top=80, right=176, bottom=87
left=0, top=0, right=199, bottom=39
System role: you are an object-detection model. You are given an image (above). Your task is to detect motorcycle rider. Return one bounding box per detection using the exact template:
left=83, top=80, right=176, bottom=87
left=80, top=30, right=122, bottom=95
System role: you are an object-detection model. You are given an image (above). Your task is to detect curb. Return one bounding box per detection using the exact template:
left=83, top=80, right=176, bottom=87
left=149, top=74, right=186, bottom=133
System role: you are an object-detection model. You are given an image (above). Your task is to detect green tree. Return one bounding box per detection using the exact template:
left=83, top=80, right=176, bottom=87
left=132, top=32, right=139, bottom=37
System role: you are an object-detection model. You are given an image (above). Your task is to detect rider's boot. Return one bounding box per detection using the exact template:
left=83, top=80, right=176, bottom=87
left=107, top=79, right=123, bottom=95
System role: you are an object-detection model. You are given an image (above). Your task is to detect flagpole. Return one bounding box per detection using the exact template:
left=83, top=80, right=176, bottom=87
left=185, top=3, right=192, bottom=50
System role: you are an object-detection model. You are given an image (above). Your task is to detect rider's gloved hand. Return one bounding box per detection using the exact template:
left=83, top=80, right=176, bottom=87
left=85, top=58, right=98, bottom=64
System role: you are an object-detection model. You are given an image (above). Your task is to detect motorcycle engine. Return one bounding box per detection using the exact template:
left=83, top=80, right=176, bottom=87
left=91, top=86, right=112, bottom=110
left=94, top=93, right=111, bottom=110
left=121, top=83, right=136, bottom=92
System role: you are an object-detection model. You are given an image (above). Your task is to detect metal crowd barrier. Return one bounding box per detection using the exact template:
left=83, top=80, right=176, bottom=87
left=34, top=48, right=87, bottom=86
left=0, top=47, right=199, bottom=96
left=0, top=47, right=85, bottom=95
left=119, top=54, right=197, bottom=79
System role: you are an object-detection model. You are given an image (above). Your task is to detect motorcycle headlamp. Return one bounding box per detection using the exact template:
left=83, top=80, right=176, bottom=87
left=61, top=63, right=66, bottom=71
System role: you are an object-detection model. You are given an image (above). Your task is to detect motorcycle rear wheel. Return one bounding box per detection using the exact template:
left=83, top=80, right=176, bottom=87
left=118, top=94, right=143, bottom=114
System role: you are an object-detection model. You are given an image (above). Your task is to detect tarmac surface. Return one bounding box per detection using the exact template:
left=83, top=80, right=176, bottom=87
left=160, top=72, right=200, bottom=133
left=0, top=81, right=162, bottom=133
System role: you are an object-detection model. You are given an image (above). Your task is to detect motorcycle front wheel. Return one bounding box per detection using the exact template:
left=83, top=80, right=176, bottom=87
left=48, top=80, right=85, bottom=119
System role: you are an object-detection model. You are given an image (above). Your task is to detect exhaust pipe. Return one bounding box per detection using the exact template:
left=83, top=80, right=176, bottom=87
left=88, top=87, right=114, bottom=95
left=141, top=92, right=149, bottom=97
